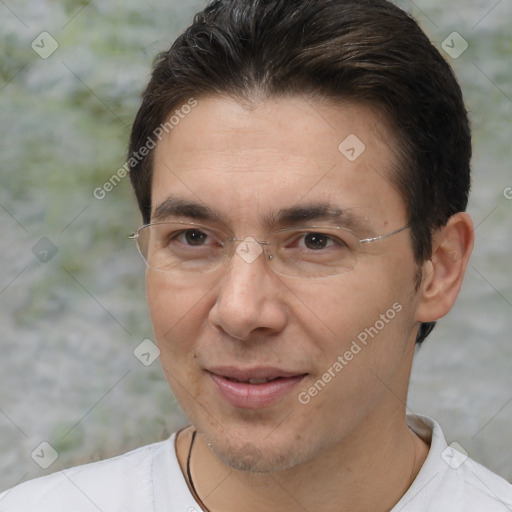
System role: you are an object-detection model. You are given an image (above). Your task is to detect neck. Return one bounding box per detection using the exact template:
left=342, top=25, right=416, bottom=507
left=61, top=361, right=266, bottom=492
left=178, top=408, right=429, bottom=512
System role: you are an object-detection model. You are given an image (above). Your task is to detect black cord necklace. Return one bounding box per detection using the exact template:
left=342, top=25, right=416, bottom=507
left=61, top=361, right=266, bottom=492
left=187, top=429, right=212, bottom=512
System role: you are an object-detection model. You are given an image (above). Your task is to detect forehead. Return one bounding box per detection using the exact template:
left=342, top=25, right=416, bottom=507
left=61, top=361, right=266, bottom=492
left=151, top=95, right=406, bottom=231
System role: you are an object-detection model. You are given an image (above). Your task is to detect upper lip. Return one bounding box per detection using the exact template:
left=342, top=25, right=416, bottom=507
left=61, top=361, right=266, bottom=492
left=207, top=366, right=307, bottom=381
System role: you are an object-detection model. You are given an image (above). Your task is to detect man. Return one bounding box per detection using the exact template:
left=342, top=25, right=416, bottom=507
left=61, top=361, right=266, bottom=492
left=1, top=0, right=511, bottom=510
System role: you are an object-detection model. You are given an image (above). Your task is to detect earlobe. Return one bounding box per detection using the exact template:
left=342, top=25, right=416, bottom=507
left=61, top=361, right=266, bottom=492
left=415, top=213, right=474, bottom=323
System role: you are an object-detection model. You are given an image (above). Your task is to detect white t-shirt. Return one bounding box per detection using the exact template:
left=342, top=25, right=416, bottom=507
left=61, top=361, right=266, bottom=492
left=1, top=415, right=511, bottom=511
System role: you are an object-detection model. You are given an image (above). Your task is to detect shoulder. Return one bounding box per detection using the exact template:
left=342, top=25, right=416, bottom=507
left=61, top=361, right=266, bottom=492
left=0, top=437, right=173, bottom=512
left=421, top=455, right=512, bottom=511
left=458, top=456, right=512, bottom=510
left=398, top=415, right=512, bottom=512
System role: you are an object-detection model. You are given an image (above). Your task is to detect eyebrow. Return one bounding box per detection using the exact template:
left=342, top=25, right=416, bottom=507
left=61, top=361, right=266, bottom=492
left=152, top=197, right=221, bottom=223
left=151, top=196, right=370, bottom=233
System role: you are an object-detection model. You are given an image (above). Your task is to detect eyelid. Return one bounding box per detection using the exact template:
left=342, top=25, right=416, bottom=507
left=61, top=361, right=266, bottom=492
left=269, top=225, right=359, bottom=237
left=154, top=221, right=230, bottom=236
left=150, top=222, right=363, bottom=242
left=173, top=224, right=227, bottom=243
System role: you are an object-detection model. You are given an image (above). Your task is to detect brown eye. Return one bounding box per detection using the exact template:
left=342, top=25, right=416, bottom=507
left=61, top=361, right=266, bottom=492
left=303, top=233, right=330, bottom=250
left=183, top=229, right=208, bottom=245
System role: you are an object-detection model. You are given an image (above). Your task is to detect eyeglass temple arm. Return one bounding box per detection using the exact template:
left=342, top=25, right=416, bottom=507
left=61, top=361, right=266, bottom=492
left=359, top=224, right=411, bottom=244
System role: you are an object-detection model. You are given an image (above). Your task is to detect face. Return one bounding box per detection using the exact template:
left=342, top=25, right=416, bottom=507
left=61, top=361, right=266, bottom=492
left=147, top=95, right=423, bottom=472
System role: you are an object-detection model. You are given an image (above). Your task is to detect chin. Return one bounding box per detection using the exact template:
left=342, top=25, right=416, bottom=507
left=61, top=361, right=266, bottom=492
left=203, top=430, right=310, bottom=473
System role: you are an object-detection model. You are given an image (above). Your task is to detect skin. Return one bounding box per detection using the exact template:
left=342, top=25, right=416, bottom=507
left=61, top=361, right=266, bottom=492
left=147, top=95, right=474, bottom=512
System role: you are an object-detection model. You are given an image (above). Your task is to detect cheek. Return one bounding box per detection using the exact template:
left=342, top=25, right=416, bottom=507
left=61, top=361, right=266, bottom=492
left=292, top=277, right=414, bottom=429
left=146, top=273, right=209, bottom=411
left=295, top=265, right=415, bottom=380
left=146, top=271, right=211, bottom=356
left=295, top=272, right=407, bottom=338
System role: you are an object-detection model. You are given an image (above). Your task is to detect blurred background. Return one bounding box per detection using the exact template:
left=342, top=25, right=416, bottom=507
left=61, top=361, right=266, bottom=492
left=0, top=0, right=510, bottom=490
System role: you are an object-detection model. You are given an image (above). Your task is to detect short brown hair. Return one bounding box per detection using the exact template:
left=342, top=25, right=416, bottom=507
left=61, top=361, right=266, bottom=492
left=128, top=0, right=471, bottom=343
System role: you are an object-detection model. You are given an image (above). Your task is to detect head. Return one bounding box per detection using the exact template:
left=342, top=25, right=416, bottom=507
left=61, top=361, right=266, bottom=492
left=130, top=0, right=472, bottom=345
left=128, top=0, right=473, bottom=471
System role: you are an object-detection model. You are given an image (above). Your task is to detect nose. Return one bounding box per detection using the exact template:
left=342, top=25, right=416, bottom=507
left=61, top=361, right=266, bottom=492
left=208, top=241, right=287, bottom=341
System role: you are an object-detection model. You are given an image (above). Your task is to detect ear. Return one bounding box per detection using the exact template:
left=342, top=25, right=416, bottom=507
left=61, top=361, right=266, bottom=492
left=415, top=212, right=474, bottom=323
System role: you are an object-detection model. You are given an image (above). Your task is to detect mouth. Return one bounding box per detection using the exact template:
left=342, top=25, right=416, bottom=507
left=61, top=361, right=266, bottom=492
left=206, top=367, right=308, bottom=409
left=224, top=376, right=285, bottom=384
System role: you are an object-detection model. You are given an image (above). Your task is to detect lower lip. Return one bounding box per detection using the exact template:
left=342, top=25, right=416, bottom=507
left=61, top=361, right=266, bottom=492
left=208, top=372, right=307, bottom=409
